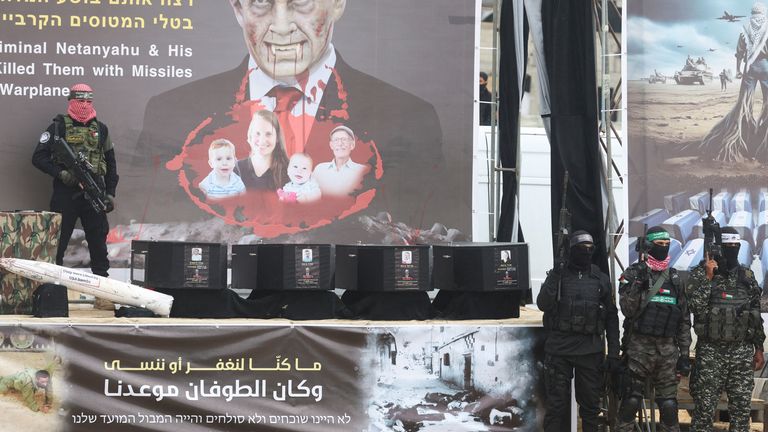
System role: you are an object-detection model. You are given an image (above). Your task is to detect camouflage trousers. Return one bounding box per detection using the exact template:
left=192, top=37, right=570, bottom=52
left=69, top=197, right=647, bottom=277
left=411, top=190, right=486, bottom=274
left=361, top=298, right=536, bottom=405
left=690, top=341, right=754, bottom=432
left=616, top=335, right=680, bottom=432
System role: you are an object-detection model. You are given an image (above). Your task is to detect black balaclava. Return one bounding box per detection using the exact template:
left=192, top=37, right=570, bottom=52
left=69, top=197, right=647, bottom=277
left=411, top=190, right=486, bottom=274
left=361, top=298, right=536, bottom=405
left=721, top=226, right=741, bottom=271
left=568, top=230, right=594, bottom=271
left=646, top=226, right=670, bottom=260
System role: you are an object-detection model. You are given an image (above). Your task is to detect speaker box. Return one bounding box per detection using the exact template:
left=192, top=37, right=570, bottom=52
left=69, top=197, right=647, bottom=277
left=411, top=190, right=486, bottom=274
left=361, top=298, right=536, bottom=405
left=130, top=240, right=227, bottom=290
left=32, top=283, right=68, bottom=317
left=432, top=242, right=529, bottom=291
left=335, top=244, right=431, bottom=291
left=231, top=244, right=333, bottom=291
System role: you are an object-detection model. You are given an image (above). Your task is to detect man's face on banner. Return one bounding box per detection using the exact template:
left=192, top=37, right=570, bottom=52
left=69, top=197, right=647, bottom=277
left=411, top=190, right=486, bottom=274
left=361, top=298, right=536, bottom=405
left=230, top=0, right=347, bottom=81
left=36, top=375, right=50, bottom=389
left=329, top=130, right=354, bottom=158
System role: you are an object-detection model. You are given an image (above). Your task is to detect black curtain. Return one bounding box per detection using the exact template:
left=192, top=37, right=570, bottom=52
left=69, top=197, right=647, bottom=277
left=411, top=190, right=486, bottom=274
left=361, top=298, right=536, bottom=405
left=542, top=0, right=607, bottom=272
left=496, top=0, right=528, bottom=244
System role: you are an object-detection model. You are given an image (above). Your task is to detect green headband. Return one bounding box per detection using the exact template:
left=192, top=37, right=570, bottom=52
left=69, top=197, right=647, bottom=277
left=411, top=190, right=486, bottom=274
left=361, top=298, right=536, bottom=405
left=68, top=90, right=93, bottom=100
left=646, top=231, right=670, bottom=241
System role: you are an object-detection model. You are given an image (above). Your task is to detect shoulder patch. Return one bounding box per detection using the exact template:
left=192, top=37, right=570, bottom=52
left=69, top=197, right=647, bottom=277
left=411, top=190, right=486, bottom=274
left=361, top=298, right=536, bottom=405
left=745, top=269, right=754, bottom=278
left=39, top=131, right=50, bottom=143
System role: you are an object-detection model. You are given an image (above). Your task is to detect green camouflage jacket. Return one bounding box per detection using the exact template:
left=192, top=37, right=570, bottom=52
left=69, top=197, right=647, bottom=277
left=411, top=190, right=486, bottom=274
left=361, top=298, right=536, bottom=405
left=619, top=262, right=692, bottom=357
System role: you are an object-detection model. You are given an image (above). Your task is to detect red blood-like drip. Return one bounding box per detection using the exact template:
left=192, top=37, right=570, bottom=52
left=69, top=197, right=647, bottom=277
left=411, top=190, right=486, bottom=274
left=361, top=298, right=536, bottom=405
left=164, top=68, right=383, bottom=237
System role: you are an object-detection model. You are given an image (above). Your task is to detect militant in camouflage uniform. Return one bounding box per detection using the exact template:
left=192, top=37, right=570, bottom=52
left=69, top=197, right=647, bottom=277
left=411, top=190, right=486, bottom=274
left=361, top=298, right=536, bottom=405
left=0, top=368, right=51, bottom=412
left=687, top=227, right=765, bottom=432
left=616, top=227, right=692, bottom=432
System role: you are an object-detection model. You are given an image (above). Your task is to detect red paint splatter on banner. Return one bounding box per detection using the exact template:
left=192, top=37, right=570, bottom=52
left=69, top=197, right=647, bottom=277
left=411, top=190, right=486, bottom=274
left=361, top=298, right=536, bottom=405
left=162, top=68, right=382, bottom=238
left=167, top=117, right=213, bottom=171
left=339, top=189, right=377, bottom=219
left=328, top=67, right=349, bottom=120
left=106, top=226, right=131, bottom=244
left=235, top=68, right=254, bottom=104
left=369, top=136, right=384, bottom=179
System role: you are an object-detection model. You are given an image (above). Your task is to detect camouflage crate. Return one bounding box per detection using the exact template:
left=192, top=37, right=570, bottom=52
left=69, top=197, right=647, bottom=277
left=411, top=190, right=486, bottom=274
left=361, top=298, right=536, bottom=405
left=0, top=211, right=61, bottom=315
left=0, top=275, right=40, bottom=315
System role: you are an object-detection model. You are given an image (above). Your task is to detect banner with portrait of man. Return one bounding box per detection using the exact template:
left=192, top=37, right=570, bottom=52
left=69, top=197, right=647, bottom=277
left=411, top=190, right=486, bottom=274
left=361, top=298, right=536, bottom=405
left=0, top=1, right=476, bottom=256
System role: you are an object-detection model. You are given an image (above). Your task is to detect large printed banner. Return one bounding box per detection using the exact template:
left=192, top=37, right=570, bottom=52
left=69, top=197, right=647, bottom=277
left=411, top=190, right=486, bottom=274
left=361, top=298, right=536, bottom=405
left=0, top=324, right=542, bottom=431
left=627, top=1, right=768, bottom=304
left=1, top=1, right=476, bottom=263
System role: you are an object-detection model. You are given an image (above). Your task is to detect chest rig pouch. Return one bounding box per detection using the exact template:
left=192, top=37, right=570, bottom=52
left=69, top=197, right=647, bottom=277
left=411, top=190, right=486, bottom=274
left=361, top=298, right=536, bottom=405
left=547, top=270, right=605, bottom=335
left=697, top=267, right=760, bottom=343
left=55, top=116, right=106, bottom=176
left=633, top=270, right=683, bottom=338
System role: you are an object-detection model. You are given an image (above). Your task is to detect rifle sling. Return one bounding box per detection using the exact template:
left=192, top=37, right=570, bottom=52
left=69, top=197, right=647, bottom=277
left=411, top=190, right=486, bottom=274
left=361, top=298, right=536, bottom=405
left=637, top=268, right=669, bottom=317
left=619, top=268, right=671, bottom=364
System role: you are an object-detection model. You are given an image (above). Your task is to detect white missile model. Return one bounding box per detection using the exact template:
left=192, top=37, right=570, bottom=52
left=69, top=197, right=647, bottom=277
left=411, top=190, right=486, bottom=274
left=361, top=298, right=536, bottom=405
left=0, top=258, right=173, bottom=317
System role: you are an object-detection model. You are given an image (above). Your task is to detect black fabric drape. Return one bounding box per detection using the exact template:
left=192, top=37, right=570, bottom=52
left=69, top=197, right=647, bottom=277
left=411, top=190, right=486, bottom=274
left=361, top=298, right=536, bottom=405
left=542, top=0, right=607, bottom=273
left=160, top=289, right=350, bottom=319
left=496, top=0, right=527, bottom=243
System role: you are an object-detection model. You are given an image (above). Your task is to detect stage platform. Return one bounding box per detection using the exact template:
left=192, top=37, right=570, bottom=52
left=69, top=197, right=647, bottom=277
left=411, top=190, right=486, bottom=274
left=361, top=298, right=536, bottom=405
left=0, top=306, right=544, bottom=326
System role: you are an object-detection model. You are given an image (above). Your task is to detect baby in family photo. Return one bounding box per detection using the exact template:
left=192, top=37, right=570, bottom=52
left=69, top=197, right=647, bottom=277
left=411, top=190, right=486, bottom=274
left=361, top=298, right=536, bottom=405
left=277, top=153, right=321, bottom=204
left=198, top=138, right=246, bottom=199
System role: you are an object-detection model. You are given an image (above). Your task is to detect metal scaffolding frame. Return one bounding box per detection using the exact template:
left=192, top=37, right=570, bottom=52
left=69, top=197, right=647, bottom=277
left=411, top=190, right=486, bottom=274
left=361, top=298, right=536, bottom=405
left=483, top=0, right=625, bottom=279
left=485, top=0, right=503, bottom=243
left=482, top=2, right=626, bottom=428
left=483, top=0, right=519, bottom=243
left=595, top=0, right=625, bottom=285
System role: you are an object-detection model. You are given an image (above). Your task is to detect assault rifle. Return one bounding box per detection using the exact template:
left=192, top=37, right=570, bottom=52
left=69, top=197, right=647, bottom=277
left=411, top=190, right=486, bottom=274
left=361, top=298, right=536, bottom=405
left=635, top=224, right=649, bottom=265
left=702, top=188, right=723, bottom=262
left=51, top=118, right=111, bottom=214
left=607, top=224, right=651, bottom=426
left=555, top=172, right=571, bottom=300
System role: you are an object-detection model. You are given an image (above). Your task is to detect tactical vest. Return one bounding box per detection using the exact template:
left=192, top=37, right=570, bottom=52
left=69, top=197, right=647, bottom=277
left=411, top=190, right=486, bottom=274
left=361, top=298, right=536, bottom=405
left=545, top=270, right=605, bottom=335
left=695, top=267, right=760, bottom=343
left=632, top=270, right=683, bottom=338
left=54, top=116, right=106, bottom=176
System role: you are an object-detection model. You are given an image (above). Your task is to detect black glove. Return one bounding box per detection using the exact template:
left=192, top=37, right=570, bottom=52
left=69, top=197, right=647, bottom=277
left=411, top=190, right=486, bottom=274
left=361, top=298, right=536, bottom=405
left=104, top=194, right=115, bottom=213
left=58, top=170, right=77, bottom=187
left=553, top=257, right=567, bottom=274
left=603, top=356, right=623, bottom=373
left=636, top=263, right=651, bottom=289
left=676, top=356, right=691, bottom=377
left=607, top=357, right=629, bottom=396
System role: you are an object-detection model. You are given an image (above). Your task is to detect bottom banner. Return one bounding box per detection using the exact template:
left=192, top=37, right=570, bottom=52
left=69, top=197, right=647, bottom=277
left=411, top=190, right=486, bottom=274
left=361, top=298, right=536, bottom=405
left=0, top=323, right=543, bottom=431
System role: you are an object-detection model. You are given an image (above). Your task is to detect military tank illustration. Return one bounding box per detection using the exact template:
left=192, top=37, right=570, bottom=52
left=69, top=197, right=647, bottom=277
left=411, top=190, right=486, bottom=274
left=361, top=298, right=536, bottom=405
left=648, top=70, right=666, bottom=84
left=674, top=56, right=713, bottom=85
